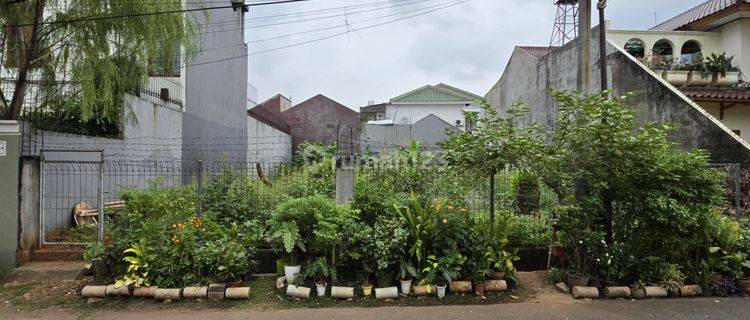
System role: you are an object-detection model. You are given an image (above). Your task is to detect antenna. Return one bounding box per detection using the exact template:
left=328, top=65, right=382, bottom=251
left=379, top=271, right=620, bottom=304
left=550, top=0, right=580, bottom=47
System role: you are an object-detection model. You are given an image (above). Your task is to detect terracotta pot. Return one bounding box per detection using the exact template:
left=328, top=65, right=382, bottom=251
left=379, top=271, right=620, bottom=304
left=550, top=246, right=564, bottom=257
left=450, top=281, right=472, bottom=293
left=474, top=283, right=486, bottom=296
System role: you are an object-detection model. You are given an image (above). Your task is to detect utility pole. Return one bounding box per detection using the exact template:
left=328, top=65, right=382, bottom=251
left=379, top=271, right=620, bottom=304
left=577, top=0, right=592, bottom=93
left=598, top=0, right=608, bottom=92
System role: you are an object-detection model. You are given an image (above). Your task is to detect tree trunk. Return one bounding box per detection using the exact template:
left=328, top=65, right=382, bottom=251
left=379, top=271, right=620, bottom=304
left=6, top=0, right=46, bottom=120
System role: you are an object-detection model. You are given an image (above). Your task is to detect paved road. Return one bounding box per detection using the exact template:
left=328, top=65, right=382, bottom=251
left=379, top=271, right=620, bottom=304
left=7, top=296, right=750, bottom=320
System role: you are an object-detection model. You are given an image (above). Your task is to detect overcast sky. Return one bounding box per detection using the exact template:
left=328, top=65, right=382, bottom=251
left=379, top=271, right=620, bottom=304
left=245, top=0, right=706, bottom=108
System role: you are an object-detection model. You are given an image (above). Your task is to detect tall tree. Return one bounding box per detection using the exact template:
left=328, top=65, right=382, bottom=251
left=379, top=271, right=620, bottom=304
left=0, top=0, right=199, bottom=122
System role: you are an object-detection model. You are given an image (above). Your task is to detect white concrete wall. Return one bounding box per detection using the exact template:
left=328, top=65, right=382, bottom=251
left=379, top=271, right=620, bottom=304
left=246, top=116, right=292, bottom=164
left=385, top=103, right=481, bottom=128
left=23, top=94, right=183, bottom=161
left=718, top=19, right=750, bottom=80
left=700, top=102, right=750, bottom=143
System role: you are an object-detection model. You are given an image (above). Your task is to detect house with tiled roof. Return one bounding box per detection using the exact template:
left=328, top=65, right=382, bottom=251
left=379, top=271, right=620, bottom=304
left=485, top=0, right=750, bottom=166
left=361, top=83, right=482, bottom=131
left=247, top=94, right=293, bottom=163
left=607, top=0, right=750, bottom=140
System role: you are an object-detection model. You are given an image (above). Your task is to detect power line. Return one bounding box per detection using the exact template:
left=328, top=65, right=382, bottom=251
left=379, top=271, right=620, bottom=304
left=183, top=0, right=471, bottom=68
left=4, top=0, right=314, bottom=28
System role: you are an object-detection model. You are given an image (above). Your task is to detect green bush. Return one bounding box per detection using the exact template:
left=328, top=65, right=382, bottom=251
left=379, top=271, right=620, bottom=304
left=101, top=180, right=252, bottom=288
left=497, top=214, right=551, bottom=248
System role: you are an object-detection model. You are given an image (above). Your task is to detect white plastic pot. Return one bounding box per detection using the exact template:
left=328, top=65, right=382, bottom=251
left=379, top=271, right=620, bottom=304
left=436, top=285, right=447, bottom=299
left=316, top=283, right=327, bottom=297
left=284, top=265, right=301, bottom=282
left=400, top=279, right=412, bottom=295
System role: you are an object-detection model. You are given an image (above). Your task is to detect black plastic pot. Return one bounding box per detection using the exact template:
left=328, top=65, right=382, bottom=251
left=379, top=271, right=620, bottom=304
left=376, top=272, right=394, bottom=287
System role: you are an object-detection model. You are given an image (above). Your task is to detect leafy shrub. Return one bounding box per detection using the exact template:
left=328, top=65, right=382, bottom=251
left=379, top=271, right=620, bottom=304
left=547, top=267, right=565, bottom=284
left=101, top=180, right=252, bottom=288
left=497, top=214, right=551, bottom=248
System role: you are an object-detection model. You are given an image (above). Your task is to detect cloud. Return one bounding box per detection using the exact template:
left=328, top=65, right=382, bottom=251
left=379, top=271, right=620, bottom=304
left=245, top=0, right=706, bottom=108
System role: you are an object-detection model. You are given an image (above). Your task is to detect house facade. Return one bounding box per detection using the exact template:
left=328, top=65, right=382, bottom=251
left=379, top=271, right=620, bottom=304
left=607, top=0, right=750, bottom=141
left=485, top=29, right=750, bottom=167
left=362, top=83, right=482, bottom=130
left=252, top=94, right=360, bottom=154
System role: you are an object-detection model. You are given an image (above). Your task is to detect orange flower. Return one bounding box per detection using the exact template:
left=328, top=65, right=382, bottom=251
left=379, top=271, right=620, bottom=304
left=435, top=204, right=442, bottom=212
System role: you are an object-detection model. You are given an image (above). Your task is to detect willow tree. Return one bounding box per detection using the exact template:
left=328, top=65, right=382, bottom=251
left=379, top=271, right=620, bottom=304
left=0, top=0, right=200, bottom=124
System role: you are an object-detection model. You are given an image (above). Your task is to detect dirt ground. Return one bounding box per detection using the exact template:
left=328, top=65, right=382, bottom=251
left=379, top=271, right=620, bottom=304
left=4, top=270, right=750, bottom=320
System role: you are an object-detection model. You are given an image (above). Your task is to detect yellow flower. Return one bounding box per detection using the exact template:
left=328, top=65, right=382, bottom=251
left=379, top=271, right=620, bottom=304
left=460, top=208, right=467, bottom=213
left=172, top=224, right=177, bottom=228
left=435, top=204, right=442, bottom=212
left=442, top=218, right=448, bottom=224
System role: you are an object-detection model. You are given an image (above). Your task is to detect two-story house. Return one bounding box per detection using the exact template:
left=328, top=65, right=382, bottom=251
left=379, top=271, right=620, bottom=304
left=607, top=0, right=750, bottom=140
left=361, top=83, right=482, bottom=131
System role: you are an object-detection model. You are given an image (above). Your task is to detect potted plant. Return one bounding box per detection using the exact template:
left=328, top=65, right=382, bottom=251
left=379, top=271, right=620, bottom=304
left=267, top=209, right=308, bottom=283
left=703, top=52, right=741, bottom=86
left=422, top=253, right=465, bottom=298
left=361, top=280, right=373, bottom=297
left=303, top=257, right=333, bottom=297
left=397, top=259, right=417, bottom=295
left=471, top=268, right=491, bottom=296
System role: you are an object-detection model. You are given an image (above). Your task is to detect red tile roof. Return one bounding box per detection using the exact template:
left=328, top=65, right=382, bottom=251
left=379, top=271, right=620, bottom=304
left=518, top=46, right=557, bottom=60
left=248, top=96, right=291, bottom=134
left=651, top=0, right=749, bottom=31
left=681, top=87, right=750, bottom=101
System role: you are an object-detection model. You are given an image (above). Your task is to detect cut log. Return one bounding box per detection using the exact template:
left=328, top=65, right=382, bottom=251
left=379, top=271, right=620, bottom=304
left=286, top=285, right=311, bottom=299
left=678, top=285, right=702, bottom=297
left=450, top=281, right=472, bottom=293
left=105, top=285, right=131, bottom=297
left=183, top=287, right=208, bottom=299
left=412, top=285, right=435, bottom=296
left=632, top=286, right=668, bottom=299
left=330, top=286, right=354, bottom=299
left=81, top=286, right=107, bottom=298
left=486, top=280, right=508, bottom=292
left=154, top=288, right=181, bottom=300
left=132, top=286, right=158, bottom=298
left=375, top=287, right=399, bottom=299
left=603, top=286, right=631, bottom=298
left=571, top=286, right=599, bottom=299
left=225, top=287, right=252, bottom=299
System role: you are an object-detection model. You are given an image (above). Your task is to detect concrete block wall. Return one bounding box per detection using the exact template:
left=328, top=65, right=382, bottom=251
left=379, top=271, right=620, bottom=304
left=485, top=26, right=750, bottom=166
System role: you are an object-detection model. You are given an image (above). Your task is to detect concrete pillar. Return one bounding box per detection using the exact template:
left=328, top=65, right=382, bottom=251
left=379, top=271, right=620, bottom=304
left=335, top=156, right=354, bottom=205
left=17, top=158, right=40, bottom=263
left=0, top=120, right=20, bottom=277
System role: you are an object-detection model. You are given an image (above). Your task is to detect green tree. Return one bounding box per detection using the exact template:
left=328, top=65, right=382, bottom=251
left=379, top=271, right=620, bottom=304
left=0, top=0, right=200, bottom=122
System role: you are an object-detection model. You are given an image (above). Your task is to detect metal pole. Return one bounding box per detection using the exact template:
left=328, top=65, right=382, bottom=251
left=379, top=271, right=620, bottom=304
left=39, top=152, right=45, bottom=246
left=98, top=153, right=104, bottom=242
left=736, top=165, right=742, bottom=218
left=197, top=160, right=203, bottom=217
left=577, top=0, right=592, bottom=93
left=598, top=0, right=608, bottom=92
left=489, top=168, right=496, bottom=232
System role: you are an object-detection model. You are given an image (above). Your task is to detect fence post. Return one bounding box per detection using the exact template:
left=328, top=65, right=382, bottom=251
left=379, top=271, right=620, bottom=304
left=39, top=151, right=45, bottom=246
left=489, top=168, right=496, bottom=232
left=736, top=165, right=742, bottom=219
left=197, top=160, right=203, bottom=217
left=98, top=155, right=104, bottom=242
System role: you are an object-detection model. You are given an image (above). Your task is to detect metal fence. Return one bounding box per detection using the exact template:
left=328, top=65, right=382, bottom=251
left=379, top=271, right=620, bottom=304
left=40, top=152, right=286, bottom=245
left=38, top=153, right=746, bottom=245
